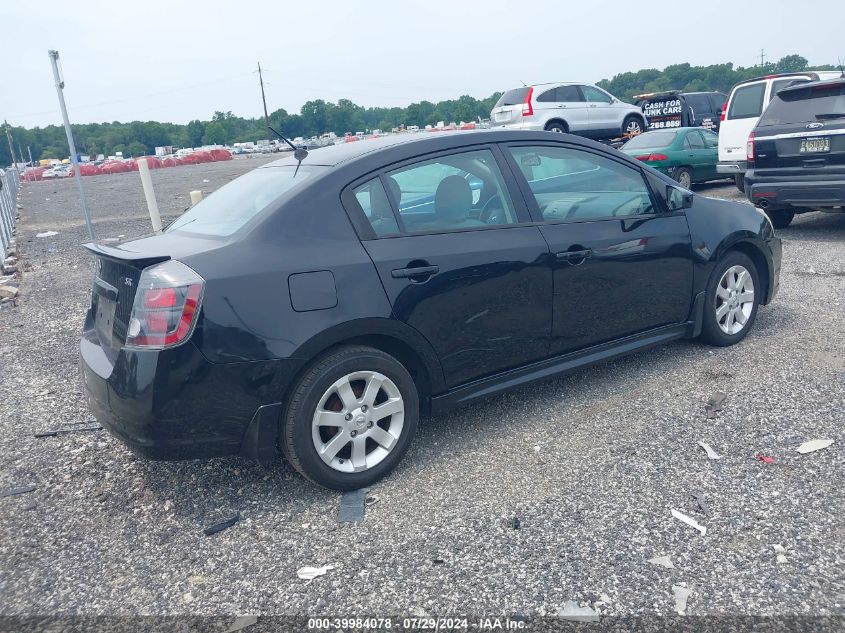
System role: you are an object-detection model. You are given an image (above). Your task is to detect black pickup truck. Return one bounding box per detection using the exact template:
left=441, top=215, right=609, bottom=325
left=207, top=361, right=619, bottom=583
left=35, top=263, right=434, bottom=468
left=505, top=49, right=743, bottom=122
left=745, top=78, right=845, bottom=228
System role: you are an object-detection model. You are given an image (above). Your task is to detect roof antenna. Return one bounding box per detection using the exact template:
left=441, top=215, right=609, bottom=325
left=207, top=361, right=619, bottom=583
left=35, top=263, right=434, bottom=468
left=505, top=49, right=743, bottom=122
left=519, top=79, right=527, bottom=87
left=267, top=125, right=308, bottom=176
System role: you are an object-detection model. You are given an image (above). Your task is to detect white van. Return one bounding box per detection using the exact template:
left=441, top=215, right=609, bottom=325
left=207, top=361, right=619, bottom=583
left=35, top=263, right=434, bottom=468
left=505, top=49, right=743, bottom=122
left=718, top=71, right=842, bottom=191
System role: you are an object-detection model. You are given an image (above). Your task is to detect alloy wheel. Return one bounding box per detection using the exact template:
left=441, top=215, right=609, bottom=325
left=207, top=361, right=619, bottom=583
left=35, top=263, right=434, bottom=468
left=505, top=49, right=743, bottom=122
left=678, top=170, right=692, bottom=189
left=625, top=119, right=643, bottom=134
left=311, top=371, right=405, bottom=473
left=715, top=265, right=755, bottom=335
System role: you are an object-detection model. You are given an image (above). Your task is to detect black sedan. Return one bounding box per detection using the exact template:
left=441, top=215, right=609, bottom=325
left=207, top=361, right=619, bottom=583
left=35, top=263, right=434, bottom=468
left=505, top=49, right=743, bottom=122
left=80, top=130, right=782, bottom=490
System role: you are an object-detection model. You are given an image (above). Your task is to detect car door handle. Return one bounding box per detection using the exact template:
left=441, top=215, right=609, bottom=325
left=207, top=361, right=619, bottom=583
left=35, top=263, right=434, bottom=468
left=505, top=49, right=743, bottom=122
left=391, top=264, right=439, bottom=279
left=556, top=249, right=592, bottom=262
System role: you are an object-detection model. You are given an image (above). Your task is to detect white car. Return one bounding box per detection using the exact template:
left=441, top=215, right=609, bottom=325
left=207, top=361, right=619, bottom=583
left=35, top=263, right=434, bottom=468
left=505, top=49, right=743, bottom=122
left=490, top=82, right=646, bottom=140
left=717, top=71, right=842, bottom=192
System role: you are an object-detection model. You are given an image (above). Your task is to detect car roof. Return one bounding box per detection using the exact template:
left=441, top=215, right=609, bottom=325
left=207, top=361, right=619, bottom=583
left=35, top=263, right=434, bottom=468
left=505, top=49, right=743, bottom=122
left=261, top=129, right=617, bottom=170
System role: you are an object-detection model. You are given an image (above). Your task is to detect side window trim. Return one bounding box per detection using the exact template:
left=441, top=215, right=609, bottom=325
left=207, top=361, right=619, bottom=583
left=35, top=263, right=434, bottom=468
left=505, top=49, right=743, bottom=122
left=498, top=141, right=663, bottom=224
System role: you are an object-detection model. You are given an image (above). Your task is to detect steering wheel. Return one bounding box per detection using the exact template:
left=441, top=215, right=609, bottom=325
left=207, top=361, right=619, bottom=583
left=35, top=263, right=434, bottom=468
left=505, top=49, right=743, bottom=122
left=479, top=195, right=503, bottom=224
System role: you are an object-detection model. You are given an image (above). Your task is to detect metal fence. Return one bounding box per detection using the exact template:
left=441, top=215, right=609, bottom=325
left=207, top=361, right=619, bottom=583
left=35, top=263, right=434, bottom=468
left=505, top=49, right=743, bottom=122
left=0, top=168, right=21, bottom=256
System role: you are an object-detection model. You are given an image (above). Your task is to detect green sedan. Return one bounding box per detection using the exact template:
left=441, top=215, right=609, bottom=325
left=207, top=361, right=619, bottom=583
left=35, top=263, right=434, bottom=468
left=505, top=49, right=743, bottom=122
left=620, top=127, right=722, bottom=188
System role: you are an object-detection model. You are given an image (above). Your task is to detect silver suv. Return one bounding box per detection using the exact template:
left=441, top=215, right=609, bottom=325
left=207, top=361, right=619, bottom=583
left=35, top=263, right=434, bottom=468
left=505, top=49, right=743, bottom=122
left=490, top=82, right=646, bottom=139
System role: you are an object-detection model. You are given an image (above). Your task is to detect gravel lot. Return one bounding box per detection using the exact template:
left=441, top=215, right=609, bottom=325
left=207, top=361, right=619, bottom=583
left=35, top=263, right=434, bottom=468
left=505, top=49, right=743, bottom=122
left=0, top=158, right=843, bottom=623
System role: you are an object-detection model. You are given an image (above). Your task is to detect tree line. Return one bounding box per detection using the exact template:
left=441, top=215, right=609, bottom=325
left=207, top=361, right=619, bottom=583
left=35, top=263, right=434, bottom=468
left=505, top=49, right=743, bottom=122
left=2, top=54, right=838, bottom=165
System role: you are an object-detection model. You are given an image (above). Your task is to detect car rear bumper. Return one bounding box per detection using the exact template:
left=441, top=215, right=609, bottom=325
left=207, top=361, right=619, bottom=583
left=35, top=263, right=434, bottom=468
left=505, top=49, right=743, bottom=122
left=717, top=161, right=747, bottom=174
left=745, top=172, right=845, bottom=210
left=80, top=313, right=293, bottom=461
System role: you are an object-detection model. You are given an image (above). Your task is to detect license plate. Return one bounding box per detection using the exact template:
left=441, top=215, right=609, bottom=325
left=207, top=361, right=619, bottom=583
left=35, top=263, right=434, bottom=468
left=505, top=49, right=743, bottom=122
left=800, top=137, right=830, bottom=153
left=94, top=297, right=117, bottom=346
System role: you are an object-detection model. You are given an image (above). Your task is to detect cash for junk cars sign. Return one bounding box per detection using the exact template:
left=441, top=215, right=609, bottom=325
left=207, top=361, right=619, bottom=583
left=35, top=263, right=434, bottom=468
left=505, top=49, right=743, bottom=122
left=643, top=98, right=683, bottom=130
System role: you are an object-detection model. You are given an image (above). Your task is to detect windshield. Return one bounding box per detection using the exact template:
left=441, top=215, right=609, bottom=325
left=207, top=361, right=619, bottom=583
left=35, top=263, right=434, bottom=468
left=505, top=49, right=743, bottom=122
left=495, top=87, right=530, bottom=107
left=166, top=166, right=321, bottom=236
left=758, top=82, right=845, bottom=126
left=623, top=131, right=678, bottom=149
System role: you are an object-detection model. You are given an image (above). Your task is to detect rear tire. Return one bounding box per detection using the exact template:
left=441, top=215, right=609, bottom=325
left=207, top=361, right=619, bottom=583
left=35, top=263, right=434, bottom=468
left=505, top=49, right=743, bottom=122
left=674, top=167, right=693, bottom=189
left=622, top=115, right=644, bottom=136
left=734, top=173, right=745, bottom=193
left=545, top=121, right=567, bottom=134
left=765, top=208, right=795, bottom=229
left=699, top=252, right=760, bottom=347
left=281, top=345, right=419, bottom=490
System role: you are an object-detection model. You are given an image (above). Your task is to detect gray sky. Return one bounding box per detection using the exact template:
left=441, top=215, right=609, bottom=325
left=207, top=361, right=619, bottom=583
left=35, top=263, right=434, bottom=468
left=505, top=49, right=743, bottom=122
left=3, top=0, right=842, bottom=128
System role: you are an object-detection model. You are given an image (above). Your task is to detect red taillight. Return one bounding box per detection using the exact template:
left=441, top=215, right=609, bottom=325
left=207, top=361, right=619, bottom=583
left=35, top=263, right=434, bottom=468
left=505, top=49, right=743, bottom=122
left=522, top=86, right=534, bottom=117
left=746, top=132, right=755, bottom=161
left=720, top=101, right=728, bottom=121
left=126, top=260, right=204, bottom=349
left=634, top=153, right=668, bottom=162
left=143, top=287, right=177, bottom=309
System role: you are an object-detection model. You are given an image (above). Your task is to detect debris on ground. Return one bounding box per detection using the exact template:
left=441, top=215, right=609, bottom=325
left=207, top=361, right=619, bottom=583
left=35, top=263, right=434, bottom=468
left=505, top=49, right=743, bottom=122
left=223, top=615, right=258, bottom=632
left=365, top=494, right=380, bottom=507
left=35, top=231, right=58, bottom=238
left=1, top=484, right=36, bottom=498
left=796, top=439, right=834, bottom=454
left=691, top=492, right=711, bottom=517
left=507, top=516, right=522, bottom=530
left=697, top=441, right=722, bottom=460
left=756, top=454, right=775, bottom=464
left=431, top=558, right=445, bottom=565
left=777, top=553, right=788, bottom=564
left=203, top=512, right=240, bottom=536
left=34, top=423, right=103, bottom=438
left=672, top=585, right=692, bottom=615
left=671, top=509, right=707, bottom=536
left=296, top=564, right=335, bottom=580
left=557, top=600, right=600, bottom=622
left=648, top=555, right=674, bottom=569
left=0, top=285, right=19, bottom=300
left=705, top=392, right=727, bottom=418
left=338, top=488, right=368, bottom=523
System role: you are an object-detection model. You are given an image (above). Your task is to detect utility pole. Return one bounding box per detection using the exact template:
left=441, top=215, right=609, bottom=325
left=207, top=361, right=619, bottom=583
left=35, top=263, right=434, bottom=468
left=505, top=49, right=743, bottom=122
left=759, top=49, right=766, bottom=67
left=27, top=146, right=33, bottom=167
left=48, top=50, right=94, bottom=240
left=257, top=62, right=270, bottom=141
left=4, top=121, right=18, bottom=167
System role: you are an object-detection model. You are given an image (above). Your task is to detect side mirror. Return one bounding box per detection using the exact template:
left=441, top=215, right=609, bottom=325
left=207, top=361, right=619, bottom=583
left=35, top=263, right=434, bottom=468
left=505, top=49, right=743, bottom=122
left=666, top=185, right=693, bottom=211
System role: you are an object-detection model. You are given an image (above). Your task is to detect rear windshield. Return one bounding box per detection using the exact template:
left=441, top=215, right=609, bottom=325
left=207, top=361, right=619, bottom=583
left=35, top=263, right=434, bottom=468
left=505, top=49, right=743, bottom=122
left=758, top=82, right=845, bottom=126
left=728, top=83, right=766, bottom=119
left=166, top=166, right=321, bottom=236
left=495, top=87, right=531, bottom=107
left=623, top=131, right=678, bottom=149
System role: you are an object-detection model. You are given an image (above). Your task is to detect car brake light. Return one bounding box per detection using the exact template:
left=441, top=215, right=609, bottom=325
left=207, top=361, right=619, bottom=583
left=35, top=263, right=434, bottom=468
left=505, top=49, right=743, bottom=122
left=746, top=132, right=755, bottom=162
left=720, top=101, right=727, bottom=121
left=634, top=153, right=668, bottom=162
left=126, top=260, right=204, bottom=349
left=522, top=86, right=534, bottom=117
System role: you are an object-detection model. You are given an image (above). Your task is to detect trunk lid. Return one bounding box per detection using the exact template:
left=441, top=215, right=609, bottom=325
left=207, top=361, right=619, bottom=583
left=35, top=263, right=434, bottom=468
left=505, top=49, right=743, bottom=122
left=84, top=233, right=222, bottom=355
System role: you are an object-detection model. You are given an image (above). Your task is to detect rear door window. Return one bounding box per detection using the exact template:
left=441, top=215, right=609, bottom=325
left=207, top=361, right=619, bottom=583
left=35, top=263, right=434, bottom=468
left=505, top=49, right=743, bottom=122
left=507, top=145, right=655, bottom=221
left=537, top=88, right=557, bottom=103
left=386, top=149, right=519, bottom=233
left=728, top=83, right=766, bottom=119
left=684, top=131, right=706, bottom=149
left=556, top=85, right=583, bottom=102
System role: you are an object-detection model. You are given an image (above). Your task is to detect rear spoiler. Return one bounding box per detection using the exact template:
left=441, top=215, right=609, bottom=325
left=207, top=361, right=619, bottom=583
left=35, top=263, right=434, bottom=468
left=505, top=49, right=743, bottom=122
left=83, top=242, right=170, bottom=269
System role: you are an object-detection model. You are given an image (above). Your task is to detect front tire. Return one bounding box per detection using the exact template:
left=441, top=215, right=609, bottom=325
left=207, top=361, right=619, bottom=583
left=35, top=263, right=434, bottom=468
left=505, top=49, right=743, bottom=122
left=765, top=208, right=794, bottom=229
left=281, top=346, right=419, bottom=490
left=622, top=115, right=644, bottom=136
left=699, top=252, right=760, bottom=347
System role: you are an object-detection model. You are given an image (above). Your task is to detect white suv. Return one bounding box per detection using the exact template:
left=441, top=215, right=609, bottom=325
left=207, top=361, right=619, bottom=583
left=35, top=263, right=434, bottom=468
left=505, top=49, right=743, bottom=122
left=490, top=82, right=646, bottom=140
left=717, top=71, right=842, bottom=191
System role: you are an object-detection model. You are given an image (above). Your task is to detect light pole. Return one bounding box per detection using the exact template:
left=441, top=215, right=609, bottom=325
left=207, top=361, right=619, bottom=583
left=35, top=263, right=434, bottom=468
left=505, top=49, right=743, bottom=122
left=48, top=49, right=94, bottom=240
